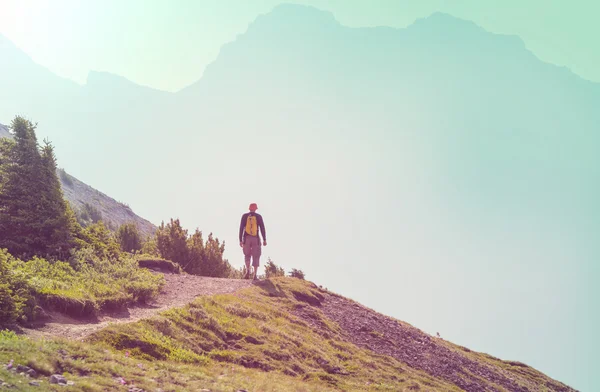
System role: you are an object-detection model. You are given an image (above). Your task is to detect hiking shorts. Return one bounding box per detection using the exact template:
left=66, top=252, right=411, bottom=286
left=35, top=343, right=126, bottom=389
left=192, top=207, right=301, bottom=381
left=243, top=236, right=261, bottom=267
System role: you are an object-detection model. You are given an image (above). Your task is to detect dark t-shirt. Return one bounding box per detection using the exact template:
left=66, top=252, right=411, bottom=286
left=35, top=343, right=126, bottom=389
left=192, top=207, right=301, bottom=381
left=239, top=212, right=266, bottom=242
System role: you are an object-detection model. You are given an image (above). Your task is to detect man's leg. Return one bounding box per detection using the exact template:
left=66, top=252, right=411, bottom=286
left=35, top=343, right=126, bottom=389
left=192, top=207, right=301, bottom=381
left=242, top=240, right=252, bottom=279
left=252, top=240, right=262, bottom=279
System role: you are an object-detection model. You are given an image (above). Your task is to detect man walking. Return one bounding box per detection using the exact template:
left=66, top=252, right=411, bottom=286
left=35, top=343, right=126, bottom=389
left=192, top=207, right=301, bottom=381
left=239, top=203, right=267, bottom=280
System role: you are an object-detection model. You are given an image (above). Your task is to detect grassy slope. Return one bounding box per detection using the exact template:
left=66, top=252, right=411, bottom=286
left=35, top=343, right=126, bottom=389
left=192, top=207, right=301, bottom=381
left=0, top=277, right=567, bottom=391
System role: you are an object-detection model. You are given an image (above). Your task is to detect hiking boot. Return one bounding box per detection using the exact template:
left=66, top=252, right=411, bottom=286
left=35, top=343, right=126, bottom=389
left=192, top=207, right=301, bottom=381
left=243, top=271, right=250, bottom=279
left=253, top=275, right=259, bottom=281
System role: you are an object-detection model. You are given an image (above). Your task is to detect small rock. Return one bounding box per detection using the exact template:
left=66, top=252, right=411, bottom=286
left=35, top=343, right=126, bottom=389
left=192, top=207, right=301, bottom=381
left=26, top=369, right=37, bottom=377
left=29, top=381, right=41, bottom=387
left=237, top=390, right=249, bottom=392
left=49, top=374, right=67, bottom=385
left=200, top=389, right=211, bottom=392
left=67, top=381, right=75, bottom=386
left=16, top=365, right=30, bottom=373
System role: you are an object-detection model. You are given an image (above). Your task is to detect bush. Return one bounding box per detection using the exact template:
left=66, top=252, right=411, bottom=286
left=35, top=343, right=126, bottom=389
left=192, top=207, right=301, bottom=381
left=289, top=268, right=306, bottom=280
left=0, top=249, right=37, bottom=326
left=78, top=221, right=121, bottom=259
left=141, top=237, right=160, bottom=256
left=77, top=202, right=103, bottom=226
left=3, top=248, right=164, bottom=321
left=156, top=219, right=232, bottom=277
left=117, top=223, right=142, bottom=253
left=264, top=258, right=285, bottom=279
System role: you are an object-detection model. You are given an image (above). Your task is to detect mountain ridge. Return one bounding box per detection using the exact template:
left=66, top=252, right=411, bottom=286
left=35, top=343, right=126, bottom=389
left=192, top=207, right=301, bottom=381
left=2, top=6, right=597, bottom=93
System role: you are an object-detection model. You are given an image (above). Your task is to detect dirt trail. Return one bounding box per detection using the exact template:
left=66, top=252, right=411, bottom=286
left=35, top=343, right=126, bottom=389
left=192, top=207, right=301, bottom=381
left=22, top=273, right=253, bottom=340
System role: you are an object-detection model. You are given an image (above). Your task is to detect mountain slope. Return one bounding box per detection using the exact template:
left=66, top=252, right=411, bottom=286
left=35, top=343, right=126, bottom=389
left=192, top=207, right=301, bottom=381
left=58, top=168, right=156, bottom=236
left=0, top=123, right=156, bottom=236
left=2, top=276, right=575, bottom=391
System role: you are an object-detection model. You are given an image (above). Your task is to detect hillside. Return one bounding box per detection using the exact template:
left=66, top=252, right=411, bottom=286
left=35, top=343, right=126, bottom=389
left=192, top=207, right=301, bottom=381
left=57, top=168, right=156, bottom=236
left=0, top=122, right=156, bottom=236
left=1, top=275, right=575, bottom=391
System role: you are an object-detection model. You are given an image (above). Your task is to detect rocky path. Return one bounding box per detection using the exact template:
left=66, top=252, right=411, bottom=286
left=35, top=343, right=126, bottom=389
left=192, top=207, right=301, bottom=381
left=22, top=273, right=253, bottom=340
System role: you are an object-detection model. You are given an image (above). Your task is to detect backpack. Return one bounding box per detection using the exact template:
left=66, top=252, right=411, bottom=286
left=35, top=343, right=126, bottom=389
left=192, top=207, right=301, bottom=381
left=245, top=214, right=258, bottom=237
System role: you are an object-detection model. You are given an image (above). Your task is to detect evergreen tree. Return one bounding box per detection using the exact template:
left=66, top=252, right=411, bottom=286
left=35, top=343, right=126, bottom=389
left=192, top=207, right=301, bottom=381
left=185, top=229, right=205, bottom=274
left=0, top=117, right=75, bottom=259
left=116, top=222, right=142, bottom=253
left=156, top=218, right=189, bottom=268
left=201, top=233, right=230, bottom=277
left=37, top=140, right=76, bottom=258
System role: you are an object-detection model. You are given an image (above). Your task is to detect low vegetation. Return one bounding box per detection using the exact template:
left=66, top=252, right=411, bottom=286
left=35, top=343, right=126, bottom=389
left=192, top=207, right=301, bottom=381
left=0, top=248, right=164, bottom=325
left=0, top=278, right=460, bottom=391
left=86, top=278, right=456, bottom=391
left=0, top=329, right=338, bottom=392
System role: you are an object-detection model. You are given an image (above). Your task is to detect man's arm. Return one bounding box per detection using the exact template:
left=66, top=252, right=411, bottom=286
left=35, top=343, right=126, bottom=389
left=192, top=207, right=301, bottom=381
left=239, top=214, right=247, bottom=244
left=258, top=214, right=267, bottom=243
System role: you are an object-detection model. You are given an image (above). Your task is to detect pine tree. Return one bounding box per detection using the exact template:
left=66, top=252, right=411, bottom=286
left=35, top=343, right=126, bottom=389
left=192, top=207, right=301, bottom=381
left=156, top=218, right=189, bottom=268
left=201, top=233, right=230, bottom=277
left=185, top=229, right=205, bottom=274
left=0, top=117, right=43, bottom=257
left=0, top=117, right=76, bottom=259
left=116, top=222, right=142, bottom=253
left=37, top=140, right=76, bottom=258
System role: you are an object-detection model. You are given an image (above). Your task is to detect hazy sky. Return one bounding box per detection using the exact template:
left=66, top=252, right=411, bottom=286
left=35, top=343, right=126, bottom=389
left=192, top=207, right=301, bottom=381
left=1, top=0, right=599, bottom=92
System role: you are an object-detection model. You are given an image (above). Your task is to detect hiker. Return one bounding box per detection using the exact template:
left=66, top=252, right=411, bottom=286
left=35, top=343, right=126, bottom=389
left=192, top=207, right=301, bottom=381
left=239, top=203, right=267, bottom=280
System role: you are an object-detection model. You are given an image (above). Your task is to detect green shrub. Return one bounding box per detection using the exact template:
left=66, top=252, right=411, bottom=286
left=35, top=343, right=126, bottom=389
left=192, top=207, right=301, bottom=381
left=116, top=222, right=142, bottom=253
left=78, top=221, right=120, bottom=259
left=76, top=202, right=103, bottom=226
left=0, top=250, right=37, bottom=326
left=3, top=248, right=164, bottom=321
left=265, top=258, right=285, bottom=278
left=156, top=219, right=233, bottom=277
left=141, top=237, right=160, bottom=256
left=289, top=268, right=306, bottom=280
